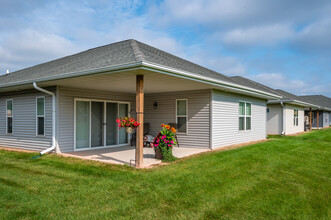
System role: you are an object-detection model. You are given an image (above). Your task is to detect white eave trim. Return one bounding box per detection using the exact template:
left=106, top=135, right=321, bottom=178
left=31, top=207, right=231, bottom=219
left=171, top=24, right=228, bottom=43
left=141, top=61, right=282, bottom=100
left=268, top=99, right=320, bottom=108
left=0, top=60, right=282, bottom=100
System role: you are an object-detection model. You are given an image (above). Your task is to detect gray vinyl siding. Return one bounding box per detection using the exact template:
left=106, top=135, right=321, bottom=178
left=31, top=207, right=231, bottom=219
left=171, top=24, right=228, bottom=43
left=145, top=90, right=210, bottom=149
left=267, top=104, right=283, bottom=135
left=212, top=90, right=267, bottom=149
left=0, top=90, right=54, bottom=151
left=58, top=87, right=135, bottom=153
left=323, top=111, right=329, bottom=127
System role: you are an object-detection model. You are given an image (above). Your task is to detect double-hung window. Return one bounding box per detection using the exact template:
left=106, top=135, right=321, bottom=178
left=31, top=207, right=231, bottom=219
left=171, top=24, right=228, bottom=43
left=294, top=109, right=298, bottom=126
left=6, top=100, right=13, bottom=134
left=239, top=101, right=251, bottom=131
left=36, top=97, right=45, bottom=136
left=176, top=99, right=188, bottom=133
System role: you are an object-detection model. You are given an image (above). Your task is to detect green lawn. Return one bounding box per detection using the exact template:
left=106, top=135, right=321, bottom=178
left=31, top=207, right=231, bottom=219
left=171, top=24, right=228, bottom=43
left=1, top=129, right=331, bottom=219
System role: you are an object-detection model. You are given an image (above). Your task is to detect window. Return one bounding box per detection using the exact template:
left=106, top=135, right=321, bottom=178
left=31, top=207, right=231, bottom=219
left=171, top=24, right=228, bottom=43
left=239, top=101, right=251, bottom=131
left=176, top=99, right=187, bottom=133
left=36, top=97, right=45, bottom=135
left=294, top=109, right=299, bottom=126
left=6, top=100, right=13, bottom=134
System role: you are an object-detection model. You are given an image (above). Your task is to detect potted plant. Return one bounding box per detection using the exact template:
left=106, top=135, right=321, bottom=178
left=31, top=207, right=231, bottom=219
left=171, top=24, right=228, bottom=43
left=116, top=117, right=140, bottom=133
left=152, top=124, right=177, bottom=162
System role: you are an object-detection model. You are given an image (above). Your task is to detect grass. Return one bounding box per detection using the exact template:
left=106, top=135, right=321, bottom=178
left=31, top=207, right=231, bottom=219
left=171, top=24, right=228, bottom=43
left=1, top=129, right=331, bottom=219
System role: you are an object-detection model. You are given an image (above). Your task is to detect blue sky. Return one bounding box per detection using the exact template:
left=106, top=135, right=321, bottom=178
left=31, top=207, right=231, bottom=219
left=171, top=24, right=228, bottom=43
left=0, top=0, right=331, bottom=97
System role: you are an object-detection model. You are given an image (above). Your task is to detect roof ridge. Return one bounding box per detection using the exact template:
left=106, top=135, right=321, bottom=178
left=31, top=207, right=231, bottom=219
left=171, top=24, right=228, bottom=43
left=130, top=39, right=145, bottom=62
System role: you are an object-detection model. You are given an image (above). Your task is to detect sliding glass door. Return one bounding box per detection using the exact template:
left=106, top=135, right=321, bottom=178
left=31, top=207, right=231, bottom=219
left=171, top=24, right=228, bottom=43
left=106, top=103, right=118, bottom=146
left=76, top=101, right=90, bottom=149
left=75, top=99, right=130, bottom=151
left=91, top=102, right=104, bottom=148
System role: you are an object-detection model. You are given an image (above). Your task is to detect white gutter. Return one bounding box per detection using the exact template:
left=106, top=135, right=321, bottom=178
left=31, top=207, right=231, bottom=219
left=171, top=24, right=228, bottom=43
left=268, top=99, right=320, bottom=108
left=0, top=61, right=282, bottom=100
left=280, top=102, right=286, bottom=135
left=141, top=61, right=282, bottom=100
left=33, top=82, right=57, bottom=155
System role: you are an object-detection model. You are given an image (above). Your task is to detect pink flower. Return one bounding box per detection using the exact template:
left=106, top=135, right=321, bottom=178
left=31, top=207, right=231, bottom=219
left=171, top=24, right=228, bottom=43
left=156, top=139, right=159, bottom=143
left=154, top=144, right=159, bottom=147
left=168, top=144, right=172, bottom=147
left=171, top=141, right=174, bottom=144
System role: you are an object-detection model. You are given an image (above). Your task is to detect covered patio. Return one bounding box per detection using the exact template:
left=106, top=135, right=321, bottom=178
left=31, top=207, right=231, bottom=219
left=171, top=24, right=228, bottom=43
left=62, top=146, right=209, bottom=167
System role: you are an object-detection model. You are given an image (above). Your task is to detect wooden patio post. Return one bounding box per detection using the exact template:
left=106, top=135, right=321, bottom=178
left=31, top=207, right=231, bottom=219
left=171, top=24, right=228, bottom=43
left=317, top=109, right=319, bottom=129
left=309, top=108, right=312, bottom=131
left=135, top=75, right=144, bottom=168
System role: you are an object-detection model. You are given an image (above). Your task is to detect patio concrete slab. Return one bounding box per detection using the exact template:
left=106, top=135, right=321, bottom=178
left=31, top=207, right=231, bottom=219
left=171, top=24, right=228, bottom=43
left=62, top=146, right=209, bottom=167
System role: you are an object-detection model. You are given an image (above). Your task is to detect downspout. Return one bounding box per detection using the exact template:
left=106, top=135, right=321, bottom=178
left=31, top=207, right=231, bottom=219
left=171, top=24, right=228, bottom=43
left=280, top=102, right=285, bottom=135
left=33, top=82, right=57, bottom=155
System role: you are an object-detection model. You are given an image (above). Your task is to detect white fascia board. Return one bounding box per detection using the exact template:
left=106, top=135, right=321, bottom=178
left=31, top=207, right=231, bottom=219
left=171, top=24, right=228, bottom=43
left=141, top=61, right=282, bottom=100
left=0, top=62, right=143, bottom=89
left=268, top=99, right=320, bottom=108
left=0, top=60, right=282, bottom=100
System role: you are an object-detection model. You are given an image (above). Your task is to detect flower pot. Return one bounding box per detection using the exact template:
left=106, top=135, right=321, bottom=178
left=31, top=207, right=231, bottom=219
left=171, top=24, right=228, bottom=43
left=126, top=127, right=133, bottom=133
left=155, top=148, right=163, bottom=159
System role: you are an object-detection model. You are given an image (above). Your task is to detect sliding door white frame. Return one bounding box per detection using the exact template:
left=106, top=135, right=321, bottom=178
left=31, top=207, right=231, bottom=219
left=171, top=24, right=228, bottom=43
left=74, top=98, right=131, bottom=151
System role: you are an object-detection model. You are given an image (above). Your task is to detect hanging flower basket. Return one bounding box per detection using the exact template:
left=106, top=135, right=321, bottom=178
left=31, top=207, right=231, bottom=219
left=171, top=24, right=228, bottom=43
left=126, top=127, right=133, bottom=133
left=116, top=117, right=140, bottom=133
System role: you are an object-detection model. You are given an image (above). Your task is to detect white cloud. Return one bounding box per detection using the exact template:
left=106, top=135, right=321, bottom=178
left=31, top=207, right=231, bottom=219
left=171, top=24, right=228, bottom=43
left=222, top=24, right=294, bottom=46
left=248, top=72, right=331, bottom=96
left=0, top=30, right=80, bottom=72
left=249, top=73, right=306, bottom=90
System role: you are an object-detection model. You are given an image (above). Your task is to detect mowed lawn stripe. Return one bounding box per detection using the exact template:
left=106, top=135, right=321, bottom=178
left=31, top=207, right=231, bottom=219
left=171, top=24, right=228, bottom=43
left=0, top=128, right=330, bottom=219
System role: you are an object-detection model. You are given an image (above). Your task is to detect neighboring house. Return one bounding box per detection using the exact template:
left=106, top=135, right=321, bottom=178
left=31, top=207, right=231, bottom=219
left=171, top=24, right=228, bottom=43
left=230, top=76, right=318, bottom=135
left=299, top=95, right=331, bottom=128
left=0, top=39, right=281, bottom=167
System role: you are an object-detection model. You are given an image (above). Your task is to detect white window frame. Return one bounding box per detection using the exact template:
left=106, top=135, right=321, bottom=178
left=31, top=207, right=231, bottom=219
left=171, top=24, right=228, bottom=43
left=36, top=96, right=46, bottom=136
left=6, top=99, right=13, bottom=135
left=73, top=98, right=131, bottom=151
left=294, top=109, right=299, bottom=126
left=239, top=101, right=252, bottom=131
left=176, top=99, right=188, bottom=134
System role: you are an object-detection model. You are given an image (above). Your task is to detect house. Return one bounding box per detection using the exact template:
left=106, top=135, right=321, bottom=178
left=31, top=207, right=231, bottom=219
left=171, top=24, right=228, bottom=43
left=299, top=95, right=331, bottom=128
left=230, top=76, right=318, bottom=135
left=0, top=39, right=282, bottom=167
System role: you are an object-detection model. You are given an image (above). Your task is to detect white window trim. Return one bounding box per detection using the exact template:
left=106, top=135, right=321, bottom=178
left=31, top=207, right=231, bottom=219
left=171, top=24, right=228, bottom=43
left=73, top=98, right=131, bottom=152
left=294, top=109, right=299, bottom=126
left=239, top=101, right=252, bottom=132
left=36, top=96, right=46, bottom=136
left=6, top=99, right=13, bottom=135
left=176, top=99, right=188, bottom=135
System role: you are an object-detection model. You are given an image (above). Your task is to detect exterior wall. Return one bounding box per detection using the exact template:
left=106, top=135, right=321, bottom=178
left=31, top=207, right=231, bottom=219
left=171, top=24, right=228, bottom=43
left=211, top=90, right=267, bottom=149
left=58, top=87, right=135, bottom=153
left=284, top=104, right=304, bottom=135
left=145, top=90, right=210, bottom=149
left=323, top=111, right=329, bottom=127
left=0, top=89, right=54, bottom=151
left=267, top=104, right=283, bottom=135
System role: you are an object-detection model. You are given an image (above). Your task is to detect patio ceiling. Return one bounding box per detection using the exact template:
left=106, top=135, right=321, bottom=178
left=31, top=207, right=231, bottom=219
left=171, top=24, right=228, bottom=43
left=1, top=69, right=214, bottom=94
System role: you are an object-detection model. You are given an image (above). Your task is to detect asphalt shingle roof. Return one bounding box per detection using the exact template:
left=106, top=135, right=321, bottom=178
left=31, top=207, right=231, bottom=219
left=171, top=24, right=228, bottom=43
left=229, top=76, right=282, bottom=97
left=299, top=95, right=331, bottom=109
left=0, top=39, right=236, bottom=87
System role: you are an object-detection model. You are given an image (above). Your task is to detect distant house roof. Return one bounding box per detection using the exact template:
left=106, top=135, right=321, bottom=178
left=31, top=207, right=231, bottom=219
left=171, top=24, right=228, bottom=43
left=0, top=39, right=281, bottom=99
left=299, top=95, right=331, bottom=110
left=229, top=76, right=320, bottom=107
